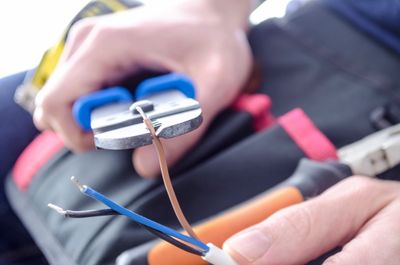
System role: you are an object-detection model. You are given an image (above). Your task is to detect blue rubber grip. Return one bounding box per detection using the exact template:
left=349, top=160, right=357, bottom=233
left=135, top=73, right=196, bottom=99
left=73, top=87, right=132, bottom=131
left=73, top=73, right=195, bottom=131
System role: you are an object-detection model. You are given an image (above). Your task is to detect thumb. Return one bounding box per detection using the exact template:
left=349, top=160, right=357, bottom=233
left=223, top=177, right=396, bottom=265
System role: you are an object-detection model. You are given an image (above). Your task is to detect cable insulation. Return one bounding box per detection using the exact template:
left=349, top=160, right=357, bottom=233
left=81, top=185, right=209, bottom=251
left=137, top=106, right=200, bottom=241
left=49, top=206, right=204, bottom=255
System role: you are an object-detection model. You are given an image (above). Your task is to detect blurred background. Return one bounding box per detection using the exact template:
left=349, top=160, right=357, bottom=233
left=0, top=0, right=292, bottom=78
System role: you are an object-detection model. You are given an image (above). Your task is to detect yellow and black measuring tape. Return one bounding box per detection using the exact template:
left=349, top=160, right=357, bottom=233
left=15, top=0, right=141, bottom=112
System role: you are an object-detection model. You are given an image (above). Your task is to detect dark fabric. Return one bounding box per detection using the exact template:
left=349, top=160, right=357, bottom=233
left=4, top=1, right=400, bottom=265
left=324, top=0, right=400, bottom=54
left=7, top=123, right=304, bottom=265
left=0, top=73, right=45, bottom=264
left=0, top=72, right=39, bottom=180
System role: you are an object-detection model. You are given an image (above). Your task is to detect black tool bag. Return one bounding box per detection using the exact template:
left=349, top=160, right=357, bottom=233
left=5, top=1, right=400, bottom=265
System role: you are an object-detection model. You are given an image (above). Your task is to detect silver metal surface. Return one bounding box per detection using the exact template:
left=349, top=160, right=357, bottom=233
left=338, top=124, right=400, bottom=176
left=92, top=90, right=203, bottom=150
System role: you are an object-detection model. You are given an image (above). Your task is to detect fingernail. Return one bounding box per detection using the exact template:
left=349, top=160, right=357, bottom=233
left=226, top=229, right=271, bottom=263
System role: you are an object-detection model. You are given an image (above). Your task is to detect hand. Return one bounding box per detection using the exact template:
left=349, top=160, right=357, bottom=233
left=33, top=0, right=252, bottom=177
left=224, top=176, right=400, bottom=265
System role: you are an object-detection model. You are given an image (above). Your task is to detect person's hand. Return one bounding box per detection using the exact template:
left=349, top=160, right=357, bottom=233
left=224, top=176, right=400, bottom=265
left=33, top=0, right=252, bottom=177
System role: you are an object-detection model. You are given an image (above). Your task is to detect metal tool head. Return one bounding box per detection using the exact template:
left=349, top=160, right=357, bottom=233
left=91, top=90, right=202, bottom=150
left=338, top=123, right=400, bottom=176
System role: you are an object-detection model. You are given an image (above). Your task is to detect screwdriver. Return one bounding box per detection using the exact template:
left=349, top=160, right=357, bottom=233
left=121, top=158, right=352, bottom=265
left=142, top=123, right=400, bottom=265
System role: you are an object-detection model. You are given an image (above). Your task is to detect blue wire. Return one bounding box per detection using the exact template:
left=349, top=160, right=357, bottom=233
left=81, top=186, right=209, bottom=252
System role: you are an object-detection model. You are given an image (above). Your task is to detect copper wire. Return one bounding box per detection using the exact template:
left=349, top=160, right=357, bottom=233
left=136, top=106, right=200, bottom=241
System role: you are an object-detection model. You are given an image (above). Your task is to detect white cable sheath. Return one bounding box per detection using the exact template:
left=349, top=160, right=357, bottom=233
left=202, top=243, right=239, bottom=265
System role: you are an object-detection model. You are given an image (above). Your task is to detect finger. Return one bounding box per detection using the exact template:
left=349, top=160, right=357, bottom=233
left=33, top=18, right=99, bottom=132
left=49, top=108, right=94, bottom=152
left=323, top=198, right=400, bottom=265
left=60, top=17, right=99, bottom=63
left=34, top=94, right=94, bottom=151
left=45, top=20, right=141, bottom=102
left=33, top=92, right=51, bottom=131
left=223, top=177, right=399, bottom=265
left=35, top=85, right=94, bottom=151
left=36, top=26, right=132, bottom=151
left=133, top=122, right=207, bottom=178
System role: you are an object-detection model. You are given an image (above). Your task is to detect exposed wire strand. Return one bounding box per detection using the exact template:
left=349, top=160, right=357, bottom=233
left=47, top=105, right=209, bottom=255
left=48, top=204, right=119, bottom=218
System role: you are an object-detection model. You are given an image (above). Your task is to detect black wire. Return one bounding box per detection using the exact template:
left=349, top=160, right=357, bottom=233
left=62, top=208, right=120, bottom=218
left=139, top=224, right=204, bottom=256
left=59, top=208, right=204, bottom=256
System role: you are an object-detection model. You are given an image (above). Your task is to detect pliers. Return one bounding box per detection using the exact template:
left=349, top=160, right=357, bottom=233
left=72, top=73, right=203, bottom=150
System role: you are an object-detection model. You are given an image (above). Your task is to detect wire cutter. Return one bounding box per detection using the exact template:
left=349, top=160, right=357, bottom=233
left=72, top=73, right=203, bottom=150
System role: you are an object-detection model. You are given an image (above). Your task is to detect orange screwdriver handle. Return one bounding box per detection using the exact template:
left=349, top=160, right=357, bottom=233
left=148, top=186, right=304, bottom=265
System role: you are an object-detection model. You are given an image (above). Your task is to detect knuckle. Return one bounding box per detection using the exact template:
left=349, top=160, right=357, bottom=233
left=272, top=204, right=314, bottom=240
left=347, top=176, right=376, bottom=190
left=91, top=22, right=132, bottom=45
left=332, top=176, right=400, bottom=213
left=91, top=24, right=114, bottom=40
left=68, top=18, right=96, bottom=42
left=340, top=176, right=379, bottom=196
left=40, top=95, right=57, bottom=113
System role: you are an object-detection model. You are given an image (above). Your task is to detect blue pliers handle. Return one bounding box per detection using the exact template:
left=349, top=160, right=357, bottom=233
left=72, top=73, right=196, bottom=131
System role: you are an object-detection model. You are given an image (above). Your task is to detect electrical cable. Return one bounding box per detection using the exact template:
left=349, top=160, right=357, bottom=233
left=136, top=106, right=200, bottom=241
left=47, top=106, right=210, bottom=257
left=139, top=225, right=204, bottom=256
left=69, top=177, right=209, bottom=252
left=47, top=204, right=204, bottom=256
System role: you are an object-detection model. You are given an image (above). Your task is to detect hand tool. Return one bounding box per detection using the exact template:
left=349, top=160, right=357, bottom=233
left=338, top=123, right=400, bottom=176
left=141, top=124, right=400, bottom=265
left=72, top=73, right=203, bottom=149
left=49, top=175, right=238, bottom=265
left=48, top=122, right=400, bottom=265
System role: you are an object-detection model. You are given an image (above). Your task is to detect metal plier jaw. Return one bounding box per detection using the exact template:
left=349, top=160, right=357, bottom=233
left=338, top=124, right=400, bottom=177
left=73, top=73, right=203, bottom=150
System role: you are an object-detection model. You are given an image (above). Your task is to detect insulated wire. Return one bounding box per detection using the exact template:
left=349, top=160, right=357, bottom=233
left=136, top=106, right=200, bottom=241
left=48, top=105, right=208, bottom=255
left=138, top=224, right=204, bottom=256
left=47, top=205, right=203, bottom=256
left=71, top=178, right=209, bottom=252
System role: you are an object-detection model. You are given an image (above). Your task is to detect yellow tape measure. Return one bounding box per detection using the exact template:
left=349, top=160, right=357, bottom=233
left=15, top=0, right=141, bottom=112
